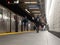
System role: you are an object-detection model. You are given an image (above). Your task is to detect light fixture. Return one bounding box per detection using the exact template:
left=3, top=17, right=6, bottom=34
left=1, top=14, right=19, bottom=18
left=14, top=0, right=19, bottom=4
left=8, top=0, right=19, bottom=4
left=24, top=2, right=37, bottom=4
left=29, top=8, right=39, bottom=9
left=32, top=11, right=40, bottom=13
left=25, top=9, right=30, bottom=13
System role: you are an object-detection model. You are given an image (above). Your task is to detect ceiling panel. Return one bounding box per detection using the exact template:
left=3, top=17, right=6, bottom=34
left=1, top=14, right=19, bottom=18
left=19, top=0, right=45, bottom=16
left=28, top=5, right=39, bottom=8
left=30, top=9, right=40, bottom=11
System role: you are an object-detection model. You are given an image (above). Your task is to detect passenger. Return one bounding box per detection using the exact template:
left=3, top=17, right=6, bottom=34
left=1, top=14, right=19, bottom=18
left=14, top=15, right=19, bottom=32
left=33, top=25, right=36, bottom=31
left=34, top=16, right=41, bottom=33
left=43, top=25, right=46, bottom=31
left=45, top=24, right=49, bottom=31
left=41, top=24, right=44, bottom=31
left=22, top=16, right=28, bottom=31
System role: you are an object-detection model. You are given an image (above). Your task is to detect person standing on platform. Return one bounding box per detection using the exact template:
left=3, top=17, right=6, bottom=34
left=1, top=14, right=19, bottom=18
left=14, top=15, right=19, bottom=32
left=22, top=16, right=28, bottom=31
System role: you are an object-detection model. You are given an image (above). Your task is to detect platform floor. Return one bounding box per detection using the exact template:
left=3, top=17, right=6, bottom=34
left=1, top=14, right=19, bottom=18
left=0, top=31, right=60, bottom=45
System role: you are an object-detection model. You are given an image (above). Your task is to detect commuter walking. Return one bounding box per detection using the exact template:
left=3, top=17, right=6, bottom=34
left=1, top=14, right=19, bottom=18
left=34, top=16, right=41, bottom=33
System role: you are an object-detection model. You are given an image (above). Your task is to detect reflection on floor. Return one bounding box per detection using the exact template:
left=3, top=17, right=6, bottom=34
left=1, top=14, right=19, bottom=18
left=0, top=31, right=60, bottom=45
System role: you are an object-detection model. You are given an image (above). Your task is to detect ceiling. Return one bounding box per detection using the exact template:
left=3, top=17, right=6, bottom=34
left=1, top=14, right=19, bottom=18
left=19, top=0, right=45, bottom=17
left=0, top=0, right=46, bottom=24
left=19, top=0, right=46, bottom=23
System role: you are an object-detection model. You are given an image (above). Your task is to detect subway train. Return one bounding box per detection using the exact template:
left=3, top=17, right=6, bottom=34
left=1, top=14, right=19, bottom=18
left=0, top=5, right=34, bottom=33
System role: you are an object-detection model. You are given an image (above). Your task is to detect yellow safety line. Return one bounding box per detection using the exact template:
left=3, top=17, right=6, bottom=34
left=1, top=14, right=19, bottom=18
left=0, top=31, right=34, bottom=36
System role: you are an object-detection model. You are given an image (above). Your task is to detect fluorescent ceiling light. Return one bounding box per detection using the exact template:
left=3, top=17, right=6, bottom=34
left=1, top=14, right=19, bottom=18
left=29, top=8, right=39, bottom=9
left=25, top=9, right=30, bottom=13
left=14, top=0, right=19, bottom=4
left=24, top=2, right=37, bottom=4
left=32, top=11, right=40, bottom=13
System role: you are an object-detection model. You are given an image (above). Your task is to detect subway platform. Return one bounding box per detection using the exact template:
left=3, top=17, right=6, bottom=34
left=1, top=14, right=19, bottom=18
left=0, top=31, right=60, bottom=45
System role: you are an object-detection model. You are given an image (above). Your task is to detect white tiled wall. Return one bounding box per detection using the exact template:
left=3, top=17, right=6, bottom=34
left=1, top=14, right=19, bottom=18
left=47, top=0, right=60, bottom=32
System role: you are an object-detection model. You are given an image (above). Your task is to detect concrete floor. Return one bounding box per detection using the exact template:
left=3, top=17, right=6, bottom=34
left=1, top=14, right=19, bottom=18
left=0, top=31, right=60, bottom=45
